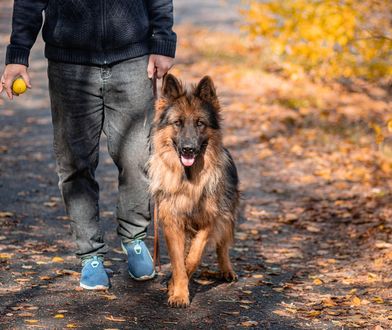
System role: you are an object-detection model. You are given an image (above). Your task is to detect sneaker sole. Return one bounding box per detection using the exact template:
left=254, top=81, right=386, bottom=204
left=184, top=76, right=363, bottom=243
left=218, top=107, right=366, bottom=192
left=121, top=242, right=156, bottom=281
left=80, top=283, right=109, bottom=290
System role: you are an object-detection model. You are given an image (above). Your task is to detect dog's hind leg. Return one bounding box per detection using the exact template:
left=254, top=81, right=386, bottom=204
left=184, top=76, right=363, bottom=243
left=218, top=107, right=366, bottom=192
left=185, top=228, right=210, bottom=278
left=163, top=222, right=190, bottom=308
left=216, top=241, right=238, bottom=282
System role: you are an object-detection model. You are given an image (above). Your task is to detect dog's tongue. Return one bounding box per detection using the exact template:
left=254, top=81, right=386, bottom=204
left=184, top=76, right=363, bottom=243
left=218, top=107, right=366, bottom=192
left=181, top=155, right=195, bottom=167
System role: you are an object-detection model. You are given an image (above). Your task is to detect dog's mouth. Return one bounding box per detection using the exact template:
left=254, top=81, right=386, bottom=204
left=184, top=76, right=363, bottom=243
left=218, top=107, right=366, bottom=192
left=180, top=153, right=196, bottom=167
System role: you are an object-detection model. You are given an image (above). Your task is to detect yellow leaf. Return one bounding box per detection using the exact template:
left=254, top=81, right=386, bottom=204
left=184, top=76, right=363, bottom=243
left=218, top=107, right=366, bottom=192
left=323, top=297, right=337, bottom=307
left=372, top=296, right=384, bottom=304
left=54, top=314, right=64, bottom=319
left=387, top=120, right=392, bottom=133
left=25, top=320, right=39, bottom=324
left=0, top=253, right=13, bottom=259
left=307, top=310, right=321, bottom=317
left=52, top=257, right=64, bottom=263
left=351, top=296, right=361, bottom=306
left=313, top=278, right=323, bottom=285
left=66, top=324, right=78, bottom=328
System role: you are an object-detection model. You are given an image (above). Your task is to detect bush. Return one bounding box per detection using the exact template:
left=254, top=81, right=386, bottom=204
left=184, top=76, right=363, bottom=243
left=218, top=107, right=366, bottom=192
left=242, top=0, right=392, bottom=80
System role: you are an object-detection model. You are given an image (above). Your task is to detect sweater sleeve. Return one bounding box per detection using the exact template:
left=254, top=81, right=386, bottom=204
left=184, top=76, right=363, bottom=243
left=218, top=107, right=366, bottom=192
left=5, top=0, right=48, bottom=67
left=147, top=0, right=177, bottom=58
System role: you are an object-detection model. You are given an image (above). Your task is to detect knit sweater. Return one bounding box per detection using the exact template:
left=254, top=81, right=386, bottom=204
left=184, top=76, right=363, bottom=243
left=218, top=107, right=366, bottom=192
left=5, top=0, right=176, bottom=66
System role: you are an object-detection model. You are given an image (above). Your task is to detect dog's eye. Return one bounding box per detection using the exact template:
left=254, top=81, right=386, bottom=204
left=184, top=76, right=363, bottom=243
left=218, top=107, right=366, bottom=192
left=173, top=120, right=182, bottom=127
left=196, top=120, right=205, bottom=127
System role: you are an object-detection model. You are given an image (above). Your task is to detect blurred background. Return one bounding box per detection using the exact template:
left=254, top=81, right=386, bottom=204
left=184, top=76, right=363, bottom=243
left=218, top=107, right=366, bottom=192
left=0, top=1, right=392, bottom=329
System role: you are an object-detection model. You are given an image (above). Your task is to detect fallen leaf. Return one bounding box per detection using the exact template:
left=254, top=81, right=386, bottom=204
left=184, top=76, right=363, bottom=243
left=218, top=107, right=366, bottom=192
left=388, top=120, right=392, bottom=133
left=240, top=305, right=251, bottom=309
left=52, top=257, right=64, bottom=263
left=239, top=300, right=254, bottom=304
left=240, top=321, right=259, bottom=327
left=323, top=297, right=337, bottom=307
left=372, top=296, right=384, bottom=304
left=54, top=314, right=64, bottom=319
left=313, top=278, right=323, bottom=285
left=101, top=294, right=117, bottom=301
left=0, top=211, right=14, bottom=218
left=35, top=261, right=49, bottom=265
left=104, top=316, right=126, bottom=322
left=351, top=296, right=361, bottom=306
left=66, top=324, right=78, bottom=328
left=25, top=320, right=39, bottom=324
left=15, top=278, right=31, bottom=283
left=0, top=253, right=13, bottom=259
left=56, top=269, right=79, bottom=276
left=193, top=278, right=215, bottom=285
left=282, top=213, right=299, bottom=223
left=22, top=265, right=34, bottom=269
left=39, top=276, right=52, bottom=281
left=307, top=310, right=321, bottom=317
left=19, top=312, right=34, bottom=317
left=221, top=311, right=240, bottom=316
left=44, top=202, right=57, bottom=208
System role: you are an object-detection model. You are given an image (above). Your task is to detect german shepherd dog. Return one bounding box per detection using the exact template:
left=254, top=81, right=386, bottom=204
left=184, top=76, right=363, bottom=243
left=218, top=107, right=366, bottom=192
left=148, top=74, right=239, bottom=307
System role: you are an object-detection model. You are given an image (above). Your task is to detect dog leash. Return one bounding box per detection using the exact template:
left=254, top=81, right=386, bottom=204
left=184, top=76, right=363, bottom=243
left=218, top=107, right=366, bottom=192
left=151, top=70, right=161, bottom=273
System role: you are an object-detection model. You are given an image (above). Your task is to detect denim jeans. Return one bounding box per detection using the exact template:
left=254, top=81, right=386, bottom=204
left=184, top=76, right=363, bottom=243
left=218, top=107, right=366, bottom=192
left=47, top=56, right=154, bottom=259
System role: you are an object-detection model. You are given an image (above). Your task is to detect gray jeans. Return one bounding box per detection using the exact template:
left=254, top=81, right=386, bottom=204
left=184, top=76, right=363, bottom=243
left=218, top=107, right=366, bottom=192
left=48, top=56, right=154, bottom=259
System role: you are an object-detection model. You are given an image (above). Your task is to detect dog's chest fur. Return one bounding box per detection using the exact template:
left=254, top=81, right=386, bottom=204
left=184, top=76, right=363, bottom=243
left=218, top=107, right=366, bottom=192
left=149, top=151, right=224, bottom=226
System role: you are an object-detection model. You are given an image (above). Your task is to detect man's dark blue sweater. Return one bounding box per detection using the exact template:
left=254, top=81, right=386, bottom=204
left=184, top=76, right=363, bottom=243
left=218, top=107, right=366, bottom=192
left=6, top=0, right=176, bottom=66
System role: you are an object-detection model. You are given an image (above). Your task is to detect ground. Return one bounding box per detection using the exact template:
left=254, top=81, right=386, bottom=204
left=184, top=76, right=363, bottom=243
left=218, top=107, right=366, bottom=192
left=1, top=1, right=392, bottom=329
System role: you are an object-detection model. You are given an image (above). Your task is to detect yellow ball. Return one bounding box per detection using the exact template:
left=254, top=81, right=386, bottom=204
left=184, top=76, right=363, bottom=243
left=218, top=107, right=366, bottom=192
left=12, top=78, right=27, bottom=95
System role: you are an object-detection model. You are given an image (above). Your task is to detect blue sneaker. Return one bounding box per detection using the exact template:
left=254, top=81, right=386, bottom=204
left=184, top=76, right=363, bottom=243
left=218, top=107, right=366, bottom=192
left=80, top=256, right=110, bottom=290
left=121, top=240, right=155, bottom=281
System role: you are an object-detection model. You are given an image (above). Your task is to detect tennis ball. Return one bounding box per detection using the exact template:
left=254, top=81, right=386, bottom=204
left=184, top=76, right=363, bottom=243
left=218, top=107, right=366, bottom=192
left=12, top=78, right=27, bottom=95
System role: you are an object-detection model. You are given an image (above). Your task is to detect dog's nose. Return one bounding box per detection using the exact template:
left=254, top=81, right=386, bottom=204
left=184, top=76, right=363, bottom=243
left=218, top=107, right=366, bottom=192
left=181, top=146, right=195, bottom=154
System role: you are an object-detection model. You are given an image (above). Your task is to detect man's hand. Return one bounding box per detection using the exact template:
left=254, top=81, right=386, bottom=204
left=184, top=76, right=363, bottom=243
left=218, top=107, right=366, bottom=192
left=147, top=55, right=174, bottom=79
left=0, top=64, right=31, bottom=100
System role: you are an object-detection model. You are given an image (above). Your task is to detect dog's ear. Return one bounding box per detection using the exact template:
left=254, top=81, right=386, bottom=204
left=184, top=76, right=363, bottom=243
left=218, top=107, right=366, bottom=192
left=194, top=76, right=219, bottom=108
left=162, top=74, right=183, bottom=100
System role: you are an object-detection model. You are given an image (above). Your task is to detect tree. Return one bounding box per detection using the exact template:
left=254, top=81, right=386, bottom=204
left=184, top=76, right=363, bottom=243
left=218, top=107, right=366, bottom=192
left=242, top=0, right=392, bottom=80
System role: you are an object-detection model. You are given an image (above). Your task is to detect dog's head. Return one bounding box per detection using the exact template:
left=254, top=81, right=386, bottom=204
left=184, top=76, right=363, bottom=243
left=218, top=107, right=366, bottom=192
left=153, top=74, right=222, bottom=167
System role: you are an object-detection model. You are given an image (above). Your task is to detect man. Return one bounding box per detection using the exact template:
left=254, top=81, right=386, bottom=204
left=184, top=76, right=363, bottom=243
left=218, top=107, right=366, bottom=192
left=0, top=0, right=176, bottom=290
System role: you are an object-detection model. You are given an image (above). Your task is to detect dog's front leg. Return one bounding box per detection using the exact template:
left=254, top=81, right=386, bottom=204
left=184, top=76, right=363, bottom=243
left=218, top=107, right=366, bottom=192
left=163, top=222, right=189, bottom=308
left=185, top=227, right=210, bottom=278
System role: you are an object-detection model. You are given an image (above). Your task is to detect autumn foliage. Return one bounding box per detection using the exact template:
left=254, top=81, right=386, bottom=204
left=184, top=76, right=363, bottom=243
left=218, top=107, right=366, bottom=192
left=242, top=0, right=392, bottom=80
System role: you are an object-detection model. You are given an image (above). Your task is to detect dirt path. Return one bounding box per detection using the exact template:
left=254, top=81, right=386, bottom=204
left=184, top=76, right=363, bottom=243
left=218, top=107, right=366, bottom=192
left=1, top=1, right=392, bottom=329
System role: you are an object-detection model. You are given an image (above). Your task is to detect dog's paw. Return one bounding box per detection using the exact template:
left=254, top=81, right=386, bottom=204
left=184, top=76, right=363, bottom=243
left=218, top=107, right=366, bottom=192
left=167, top=294, right=190, bottom=308
left=220, top=270, right=238, bottom=282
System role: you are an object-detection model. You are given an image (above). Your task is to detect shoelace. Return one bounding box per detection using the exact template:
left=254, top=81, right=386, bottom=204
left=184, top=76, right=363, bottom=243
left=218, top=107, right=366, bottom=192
left=82, top=255, right=103, bottom=267
left=133, top=240, right=142, bottom=255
